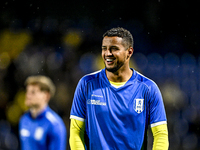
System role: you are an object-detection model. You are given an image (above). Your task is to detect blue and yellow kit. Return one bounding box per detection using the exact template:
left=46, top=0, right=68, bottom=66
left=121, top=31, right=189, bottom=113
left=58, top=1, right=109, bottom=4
left=70, top=68, right=168, bottom=150
left=19, top=106, right=67, bottom=150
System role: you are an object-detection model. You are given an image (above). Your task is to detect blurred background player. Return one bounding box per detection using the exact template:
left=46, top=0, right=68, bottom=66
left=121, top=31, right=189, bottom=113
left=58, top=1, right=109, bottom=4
left=69, top=27, right=169, bottom=150
left=19, top=75, right=67, bottom=150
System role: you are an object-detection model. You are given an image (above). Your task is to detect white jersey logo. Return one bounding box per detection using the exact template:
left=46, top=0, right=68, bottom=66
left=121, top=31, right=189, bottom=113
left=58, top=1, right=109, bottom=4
left=133, top=99, right=144, bottom=113
left=34, top=127, right=44, bottom=140
left=20, top=129, right=30, bottom=137
left=87, top=99, right=106, bottom=106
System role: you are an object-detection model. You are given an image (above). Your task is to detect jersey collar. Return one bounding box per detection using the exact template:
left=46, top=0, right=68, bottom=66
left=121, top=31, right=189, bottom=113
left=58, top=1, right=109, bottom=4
left=28, top=106, right=49, bottom=120
left=101, top=68, right=137, bottom=88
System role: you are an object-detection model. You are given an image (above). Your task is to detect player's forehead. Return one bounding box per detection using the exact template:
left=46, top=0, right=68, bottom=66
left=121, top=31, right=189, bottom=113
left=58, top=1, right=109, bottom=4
left=102, top=36, right=124, bottom=47
left=26, top=84, right=40, bottom=91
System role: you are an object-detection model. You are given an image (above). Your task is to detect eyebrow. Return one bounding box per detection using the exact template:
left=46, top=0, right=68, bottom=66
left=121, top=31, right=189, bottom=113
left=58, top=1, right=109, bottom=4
left=102, top=45, right=119, bottom=48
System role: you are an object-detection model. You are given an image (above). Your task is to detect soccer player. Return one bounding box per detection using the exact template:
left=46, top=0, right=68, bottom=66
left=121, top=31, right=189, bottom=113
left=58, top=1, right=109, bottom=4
left=69, top=27, right=169, bottom=149
left=19, top=75, right=67, bottom=150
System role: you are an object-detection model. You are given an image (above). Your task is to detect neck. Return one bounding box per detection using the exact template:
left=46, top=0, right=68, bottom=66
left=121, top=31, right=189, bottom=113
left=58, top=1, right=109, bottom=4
left=30, top=104, right=47, bottom=118
left=106, top=67, right=132, bottom=82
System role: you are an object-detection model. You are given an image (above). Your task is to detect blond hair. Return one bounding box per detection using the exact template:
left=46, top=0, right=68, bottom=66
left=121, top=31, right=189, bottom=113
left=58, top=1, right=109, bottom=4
left=25, top=75, right=56, bottom=98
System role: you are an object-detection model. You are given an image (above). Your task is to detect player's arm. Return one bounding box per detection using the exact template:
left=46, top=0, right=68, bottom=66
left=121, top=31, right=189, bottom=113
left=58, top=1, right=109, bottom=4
left=151, top=123, right=169, bottom=150
left=18, top=118, right=26, bottom=150
left=70, top=77, right=87, bottom=149
left=69, top=119, right=85, bottom=150
left=148, top=81, right=169, bottom=149
left=48, top=123, right=67, bottom=150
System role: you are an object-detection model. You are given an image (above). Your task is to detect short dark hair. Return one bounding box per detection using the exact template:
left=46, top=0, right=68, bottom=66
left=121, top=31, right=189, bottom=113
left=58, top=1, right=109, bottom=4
left=103, top=27, right=134, bottom=48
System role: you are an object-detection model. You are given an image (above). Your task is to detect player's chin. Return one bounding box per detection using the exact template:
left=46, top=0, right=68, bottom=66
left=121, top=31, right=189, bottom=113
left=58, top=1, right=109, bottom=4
left=105, top=66, right=118, bottom=73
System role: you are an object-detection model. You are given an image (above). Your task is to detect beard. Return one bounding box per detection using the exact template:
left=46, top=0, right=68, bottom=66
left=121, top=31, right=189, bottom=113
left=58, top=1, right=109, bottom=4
left=105, top=61, right=125, bottom=73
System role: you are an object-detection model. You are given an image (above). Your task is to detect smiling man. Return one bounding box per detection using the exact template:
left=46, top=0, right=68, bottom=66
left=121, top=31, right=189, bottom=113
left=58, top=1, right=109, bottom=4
left=70, top=27, right=169, bottom=150
left=19, top=75, right=67, bottom=150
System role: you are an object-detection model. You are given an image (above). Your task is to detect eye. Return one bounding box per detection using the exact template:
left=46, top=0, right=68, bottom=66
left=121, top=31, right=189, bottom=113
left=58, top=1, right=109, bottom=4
left=111, top=47, right=119, bottom=51
left=102, top=47, right=107, bottom=51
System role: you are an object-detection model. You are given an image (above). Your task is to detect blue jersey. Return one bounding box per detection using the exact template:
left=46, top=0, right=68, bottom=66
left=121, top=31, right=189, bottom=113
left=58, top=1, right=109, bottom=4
left=19, top=106, right=67, bottom=150
left=70, top=68, right=167, bottom=150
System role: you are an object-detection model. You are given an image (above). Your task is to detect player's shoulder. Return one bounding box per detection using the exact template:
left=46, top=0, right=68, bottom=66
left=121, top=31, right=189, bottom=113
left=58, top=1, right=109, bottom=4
left=44, top=107, right=66, bottom=134
left=80, top=69, right=102, bottom=83
left=45, top=107, right=64, bottom=126
left=135, top=71, right=159, bottom=90
left=19, top=111, right=31, bottom=122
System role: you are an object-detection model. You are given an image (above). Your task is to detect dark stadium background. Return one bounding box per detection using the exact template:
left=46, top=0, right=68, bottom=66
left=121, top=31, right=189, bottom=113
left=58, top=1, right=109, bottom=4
left=0, top=0, right=199, bottom=149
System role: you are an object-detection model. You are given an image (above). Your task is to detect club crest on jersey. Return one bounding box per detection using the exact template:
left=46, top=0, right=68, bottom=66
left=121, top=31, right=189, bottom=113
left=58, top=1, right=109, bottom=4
left=133, top=99, right=144, bottom=113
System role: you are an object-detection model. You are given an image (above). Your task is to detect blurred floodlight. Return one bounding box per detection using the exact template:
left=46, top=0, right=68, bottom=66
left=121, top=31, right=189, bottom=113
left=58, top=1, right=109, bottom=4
left=63, top=29, right=83, bottom=48
left=79, top=53, right=95, bottom=74
left=47, top=52, right=63, bottom=70
left=164, top=52, right=180, bottom=69
left=5, top=132, right=19, bottom=150
left=182, top=133, right=198, bottom=150
left=94, top=55, right=104, bottom=70
left=29, top=52, right=45, bottom=74
left=181, top=53, right=196, bottom=69
left=132, top=52, right=148, bottom=72
left=6, top=103, right=22, bottom=125
left=173, top=119, right=189, bottom=137
left=147, top=53, right=163, bottom=71
left=0, top=52, right=11, bottom=69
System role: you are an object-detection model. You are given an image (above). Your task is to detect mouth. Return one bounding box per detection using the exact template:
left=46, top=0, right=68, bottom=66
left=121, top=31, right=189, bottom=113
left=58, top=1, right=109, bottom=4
left=106, top=58, right=115, bottom=62
left=105, top=58, right=115, bottom=65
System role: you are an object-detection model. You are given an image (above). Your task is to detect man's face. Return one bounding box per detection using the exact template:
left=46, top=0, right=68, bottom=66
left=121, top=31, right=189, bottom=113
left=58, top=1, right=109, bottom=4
left=25, top=84, right=48, bottom=108
left=102, top=36, right=130, bottom=73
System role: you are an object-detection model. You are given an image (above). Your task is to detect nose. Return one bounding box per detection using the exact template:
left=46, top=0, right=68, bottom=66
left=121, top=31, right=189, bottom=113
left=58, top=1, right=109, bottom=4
left=104, top=49, right=112, bottom=56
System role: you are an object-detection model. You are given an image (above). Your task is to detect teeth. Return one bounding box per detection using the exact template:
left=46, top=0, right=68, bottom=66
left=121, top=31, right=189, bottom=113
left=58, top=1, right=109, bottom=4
left=106, top=59, right=113, bottom=62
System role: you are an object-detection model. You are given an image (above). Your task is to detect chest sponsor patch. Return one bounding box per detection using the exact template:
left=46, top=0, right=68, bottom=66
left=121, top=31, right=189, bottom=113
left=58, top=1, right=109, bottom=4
left=87, top=99, right=106, bottom=106
left=133, top=99, right=144, bottom=113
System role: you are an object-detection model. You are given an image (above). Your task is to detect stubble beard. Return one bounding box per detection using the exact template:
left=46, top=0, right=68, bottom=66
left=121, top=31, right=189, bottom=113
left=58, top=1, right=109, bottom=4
left=105, top=61, right=125, bottom=73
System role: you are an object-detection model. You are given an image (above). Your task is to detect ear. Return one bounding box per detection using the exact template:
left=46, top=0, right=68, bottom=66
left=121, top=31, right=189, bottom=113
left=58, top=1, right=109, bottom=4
left=127, top=47, right=134, bottom=58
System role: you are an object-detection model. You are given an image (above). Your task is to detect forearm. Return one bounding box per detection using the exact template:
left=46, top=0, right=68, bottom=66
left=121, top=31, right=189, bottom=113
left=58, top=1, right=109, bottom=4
left=151, top=124, right=169, bottom=150
left=69, top=119, right=85, bottom=150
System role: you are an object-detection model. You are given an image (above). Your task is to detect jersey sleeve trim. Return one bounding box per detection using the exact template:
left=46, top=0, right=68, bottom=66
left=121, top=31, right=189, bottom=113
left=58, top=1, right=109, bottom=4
left=150, top=121, right=167, bottom=128
left=70, top=115, right=85, bottom=122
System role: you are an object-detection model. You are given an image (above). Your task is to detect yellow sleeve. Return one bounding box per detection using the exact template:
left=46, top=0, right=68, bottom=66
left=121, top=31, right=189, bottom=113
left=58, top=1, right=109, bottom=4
left=69, top=119, right=85, bottom=150
left=151, top=124, right=169, bottom=150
